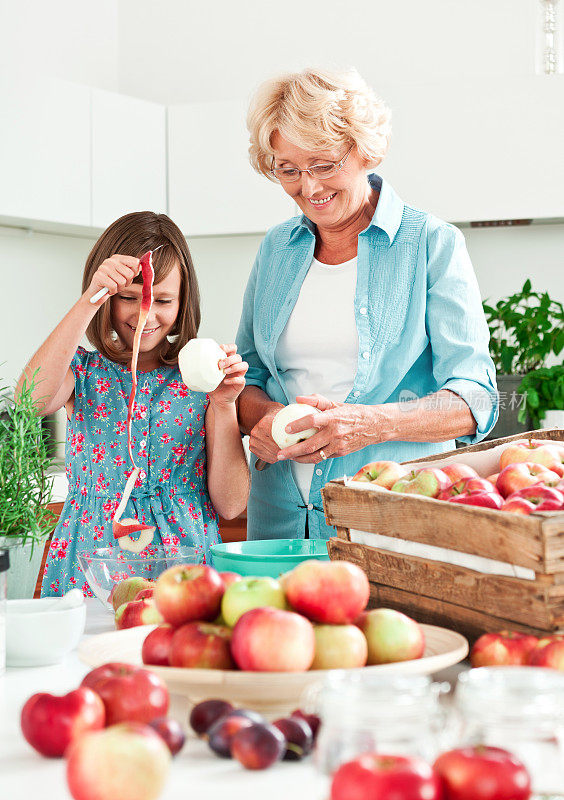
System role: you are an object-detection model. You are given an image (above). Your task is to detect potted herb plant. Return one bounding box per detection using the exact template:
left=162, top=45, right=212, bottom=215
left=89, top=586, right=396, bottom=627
left=517, top=365, right=564, bottom=429
left=483, top=280, right=564, bottom=438
left=0, top=372, right=58, bottom=599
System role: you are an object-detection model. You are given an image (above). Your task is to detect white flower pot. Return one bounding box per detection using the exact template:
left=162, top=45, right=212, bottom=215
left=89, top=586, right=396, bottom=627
left=541, top=410, right=564, bottom=430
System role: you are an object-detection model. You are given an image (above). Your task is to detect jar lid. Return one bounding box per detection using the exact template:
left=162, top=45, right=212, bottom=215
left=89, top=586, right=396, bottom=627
left=456, top=666, right=564, bottom=720
left=0, top=549, right=9, bottom=573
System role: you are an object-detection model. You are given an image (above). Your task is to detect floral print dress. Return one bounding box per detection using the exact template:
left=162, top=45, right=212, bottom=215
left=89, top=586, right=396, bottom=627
left=41, top=347, right=220, bottom=597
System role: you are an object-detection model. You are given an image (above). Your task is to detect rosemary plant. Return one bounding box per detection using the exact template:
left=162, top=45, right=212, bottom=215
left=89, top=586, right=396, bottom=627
left=0, top=373, right=58, bottom=552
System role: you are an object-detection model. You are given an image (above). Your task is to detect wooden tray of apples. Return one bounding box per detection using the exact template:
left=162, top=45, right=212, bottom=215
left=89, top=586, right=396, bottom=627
left=323, top=429, right=564, bottom=643
left=79, top=561, right=468, bottom=716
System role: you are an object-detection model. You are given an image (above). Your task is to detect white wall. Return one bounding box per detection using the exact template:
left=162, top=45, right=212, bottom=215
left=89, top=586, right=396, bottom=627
left=0, top=1, right=119, bottom=90
left=117, top=0, right=536, bottom=104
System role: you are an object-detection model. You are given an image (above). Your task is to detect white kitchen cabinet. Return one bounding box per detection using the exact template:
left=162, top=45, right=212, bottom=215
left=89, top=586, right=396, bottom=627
left=168, top=100, right=295, bottom=236
left=91, top=89, right=167, bottom=229
left=0, top=74, right=90, bottom=227
left=377, top=75, right=564, bottom=222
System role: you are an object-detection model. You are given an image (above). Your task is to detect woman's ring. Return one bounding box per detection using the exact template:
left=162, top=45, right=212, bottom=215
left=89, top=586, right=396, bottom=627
left=319, top=450, right=327, bottom=461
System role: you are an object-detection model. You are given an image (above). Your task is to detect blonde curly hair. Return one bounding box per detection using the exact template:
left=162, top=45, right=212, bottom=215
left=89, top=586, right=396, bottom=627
left=247, top=67, right=392, bottom=180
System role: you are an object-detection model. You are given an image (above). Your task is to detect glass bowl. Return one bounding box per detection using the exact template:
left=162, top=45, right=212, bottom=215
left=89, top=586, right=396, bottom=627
left=78, top=545, right=202, bottom=612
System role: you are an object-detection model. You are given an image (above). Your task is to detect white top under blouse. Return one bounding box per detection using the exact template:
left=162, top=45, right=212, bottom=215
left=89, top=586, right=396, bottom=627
left=275, top=256, right=359, bottom=502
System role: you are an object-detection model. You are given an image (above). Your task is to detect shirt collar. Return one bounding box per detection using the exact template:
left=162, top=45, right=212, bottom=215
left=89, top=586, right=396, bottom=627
left=287, top=173, right=404, bottom=245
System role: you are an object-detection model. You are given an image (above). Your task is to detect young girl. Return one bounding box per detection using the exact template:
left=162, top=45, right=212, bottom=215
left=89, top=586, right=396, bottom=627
left=18, top=211, right=249, bottom=597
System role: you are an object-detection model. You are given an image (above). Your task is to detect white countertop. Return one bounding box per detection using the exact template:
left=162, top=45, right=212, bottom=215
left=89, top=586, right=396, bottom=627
left=0, top=600, right=329, bottom=800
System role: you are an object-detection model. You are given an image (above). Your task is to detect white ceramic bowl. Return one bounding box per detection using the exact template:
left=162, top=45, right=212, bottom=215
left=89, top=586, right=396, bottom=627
left=6, top=598, right=86, bottom=667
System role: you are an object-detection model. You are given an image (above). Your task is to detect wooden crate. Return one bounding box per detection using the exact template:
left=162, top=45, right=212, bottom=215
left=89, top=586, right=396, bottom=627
left=322, top=429, right=564, bottom=642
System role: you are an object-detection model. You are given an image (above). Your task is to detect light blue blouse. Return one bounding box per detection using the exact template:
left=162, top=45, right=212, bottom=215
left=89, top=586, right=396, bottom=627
left=236, top=174, right=498, bottom=541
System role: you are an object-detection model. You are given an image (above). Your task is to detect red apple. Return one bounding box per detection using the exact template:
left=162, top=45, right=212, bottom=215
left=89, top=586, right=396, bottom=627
left=500, top=438, right=564, bottom=476
left=231, top=607, right=315, bottom=672
left=470, top=631, right=539, bottom=667
left=355, top=608, right=425, bottom=664
left=352, top=460, right=407, bottom=489
left=21, top=688, right=105, bottom=758
left=391, top=467, right=451, bottom=498
left=433, top=746, right=531, bottom=800
left=486, top=472, right=500, bottom=484
left=438, top=477, right=497, bottom=500
left=110, top=577, right=154, bottom=612
left=528, top=636, right=564, bottom=670
left=284, top=560, right=369, bottom=624
left=134, top=588, right=154, bottom=601
left=219, top=571, right=242, bottom=588
left=115, top=598, right=163, bottom=630
left=142, top=624, right=175, bottom=667
left=311, top=624, right=368, bottom=670
left=496, top=461, right=561, bottom=498
left=154, top=564, right=224, bottom=626
left=501, top=497, right=537, bottom=515
left=441, top=463, right=480, bottom=483
left=66, top=722, right=170, bottom=800
left=506, top=484, right=564, bottom=511
left=81, top=663, right=169, bottom=726
left=449, top=491, right=504, bottom=510
left=169, top=622, right=234, bottom=669
left=331, top=753, right=442, bottom=800
left=221, top=576, right=286, bottom=627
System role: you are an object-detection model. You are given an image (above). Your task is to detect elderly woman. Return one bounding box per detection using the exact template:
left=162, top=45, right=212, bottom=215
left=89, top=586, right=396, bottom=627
left=236, top=67, right=498, bottom=541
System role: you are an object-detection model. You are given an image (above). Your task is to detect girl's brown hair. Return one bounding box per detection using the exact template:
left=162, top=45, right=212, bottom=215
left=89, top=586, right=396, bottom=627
left=83, top=211, right=200, bottom=366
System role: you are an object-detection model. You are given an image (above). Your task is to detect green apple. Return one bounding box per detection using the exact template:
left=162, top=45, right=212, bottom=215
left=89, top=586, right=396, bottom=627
left=221, top=576, right=287, bottom=627
left=110, top=577, right=153, bottom=612
left=356, top=608, right=425, bottom=664
left=311, top=624, right=368, bottom=669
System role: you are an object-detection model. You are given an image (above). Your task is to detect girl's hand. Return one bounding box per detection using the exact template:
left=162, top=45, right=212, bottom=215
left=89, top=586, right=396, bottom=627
left=208, top=344, right=248, bottom=407
left=277, top=394, right=381, bottom=463
left=86, top=254, right=141, bottom=305
left=248, top=403, right=285, bottom=464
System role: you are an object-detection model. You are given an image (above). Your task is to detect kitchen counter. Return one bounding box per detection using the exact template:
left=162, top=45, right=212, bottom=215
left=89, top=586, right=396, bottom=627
left=0, top=600, right=328, bottom=800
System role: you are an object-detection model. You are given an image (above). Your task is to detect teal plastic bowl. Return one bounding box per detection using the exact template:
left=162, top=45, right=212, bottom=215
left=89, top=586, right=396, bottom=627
left=210, top=538, right=330, bottom=578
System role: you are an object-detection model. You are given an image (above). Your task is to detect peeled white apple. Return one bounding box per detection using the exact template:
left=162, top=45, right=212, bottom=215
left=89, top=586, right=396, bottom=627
left=271, top=403, right=318, bottom=449
left=178, top=338, right=225, bottom=393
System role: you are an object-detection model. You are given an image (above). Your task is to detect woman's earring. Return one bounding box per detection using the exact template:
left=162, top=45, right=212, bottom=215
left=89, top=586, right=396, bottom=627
left=110, top=329, right=118, bottom=342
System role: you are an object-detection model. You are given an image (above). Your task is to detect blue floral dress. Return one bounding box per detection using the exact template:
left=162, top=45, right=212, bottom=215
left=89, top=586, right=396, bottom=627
left=41, top=347, right=220, bottom=597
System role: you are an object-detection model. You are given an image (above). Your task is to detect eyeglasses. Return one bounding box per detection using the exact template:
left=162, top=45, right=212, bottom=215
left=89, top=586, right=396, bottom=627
left=270, top=146, right=353, bottom=183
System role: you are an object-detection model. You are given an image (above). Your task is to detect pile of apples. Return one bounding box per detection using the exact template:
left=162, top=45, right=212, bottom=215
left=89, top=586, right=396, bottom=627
left=330, top=746, right=532, bottom=800
left=137, top=559, right=425, bottom=672
left=188, top=698, right=320, bottom=770
left=20, top=662, right=182, bottom=800
left=471, top=629, right=564, bottom=670
left=353, top=438, right=564, bottom=515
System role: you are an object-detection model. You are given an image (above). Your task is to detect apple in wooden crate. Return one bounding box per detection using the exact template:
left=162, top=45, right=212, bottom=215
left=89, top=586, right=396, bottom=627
left=355, top=608, right=425, bottom=665
left=231, top=607, right=315, bottom=671
left=284, top=560, right=370, bottom=624
left=351, top=460, right=407, bottom=489
left=527, top=635, right=564, bottom=670
left=21, top=688, right=105, bottom=758
left=154, top=564, right=224, bottom=626
left=391, top=468, right=451, bottom=498
left=496, top=462, right=561, bottom=498
left=81, top=663, right=169, bottom=726
left=66, top=722, right=170, bottom=800
left=470, top=631, right=539, bottom=667
left=169, top=622, right=234, bottom=669
left=311, top=624, right=368, bottom=669
left=499, top=439, right=564, bottom=476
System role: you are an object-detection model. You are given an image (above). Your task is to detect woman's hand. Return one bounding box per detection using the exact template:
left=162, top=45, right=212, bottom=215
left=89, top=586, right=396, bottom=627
left=248, top=403, right=285, bottom=463
left=277, top=394, right=385, bottom=463
left=208, top=344, right=248, bottom=408
left=86, top=254, right=141, bottom=305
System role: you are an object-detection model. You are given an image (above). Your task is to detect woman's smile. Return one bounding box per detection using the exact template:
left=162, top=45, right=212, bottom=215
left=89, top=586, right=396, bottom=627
left=307, top=193, right=337, bottom=207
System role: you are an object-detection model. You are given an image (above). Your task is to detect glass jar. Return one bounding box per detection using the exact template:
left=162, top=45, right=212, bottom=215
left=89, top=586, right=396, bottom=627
left=455, top=667, right=564, bottom=798
left=313, top=671, right=450, bottom=775
left=0, top=548, right=8, bottom=672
